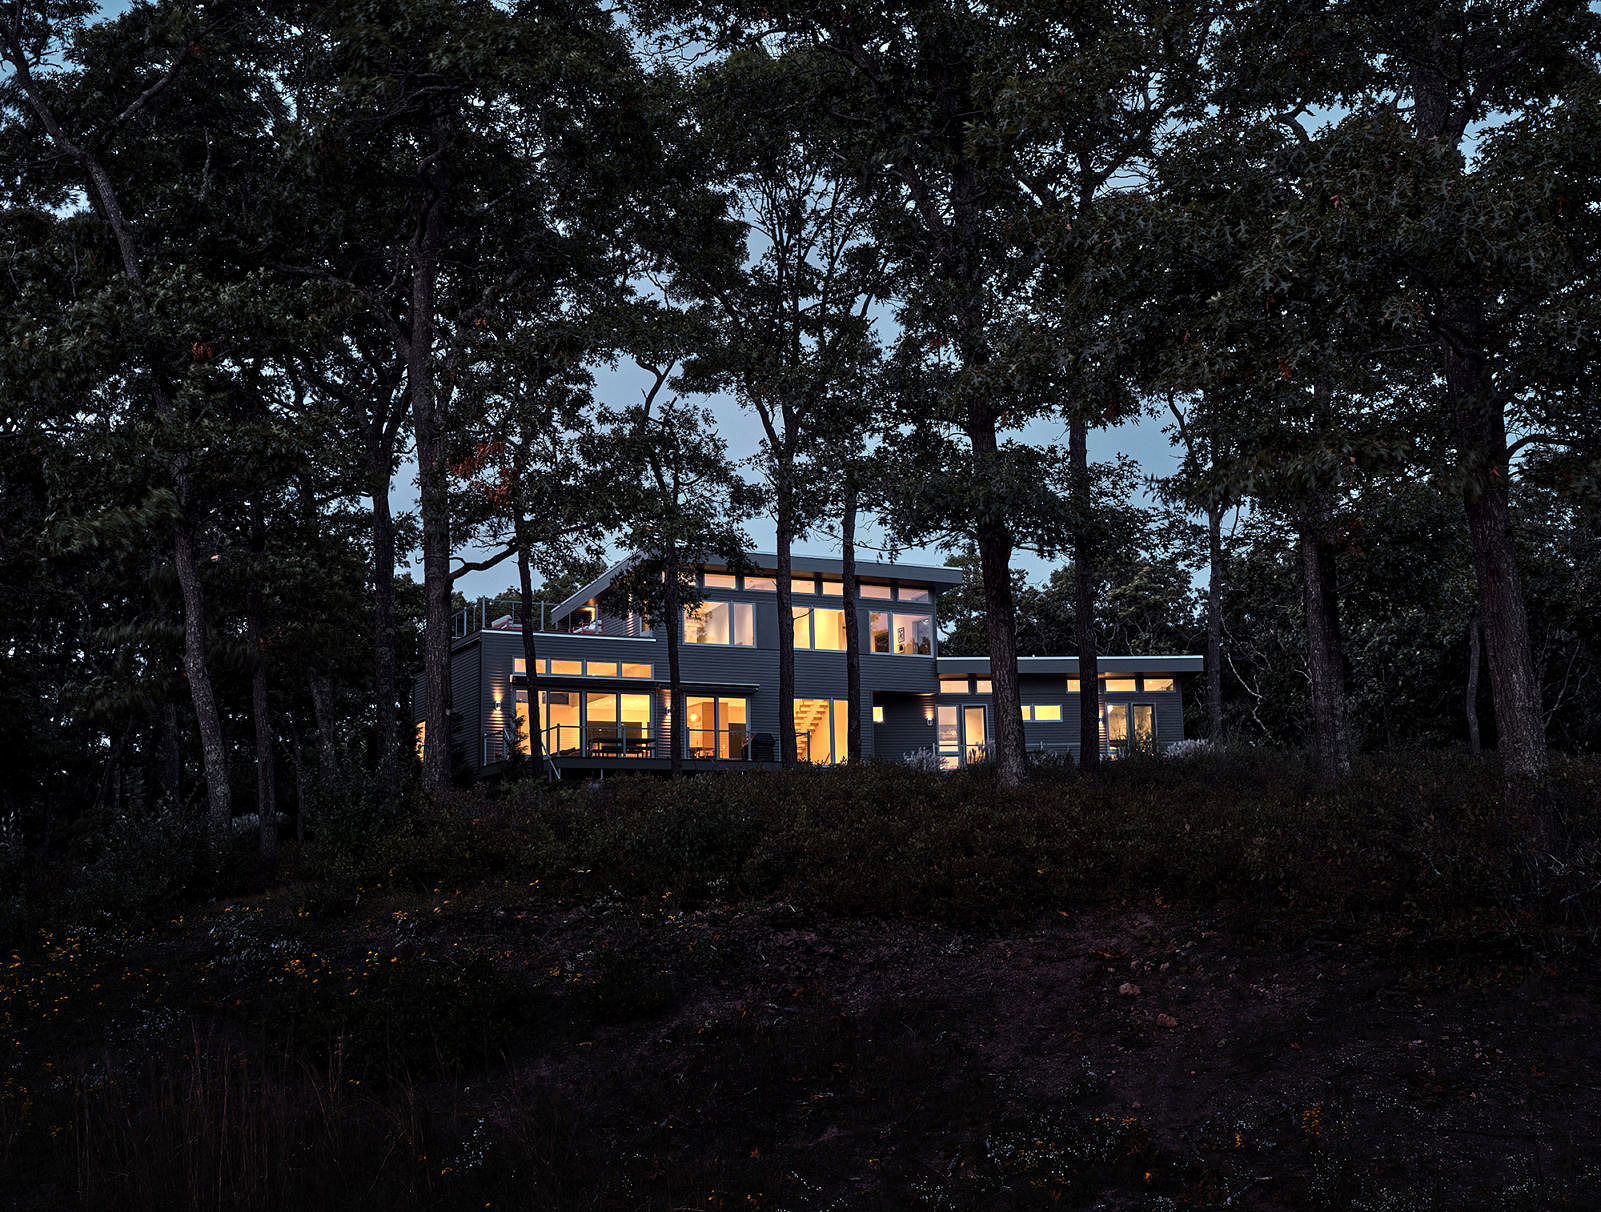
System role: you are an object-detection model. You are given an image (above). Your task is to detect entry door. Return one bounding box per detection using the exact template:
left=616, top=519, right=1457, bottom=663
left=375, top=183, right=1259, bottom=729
left=962, top=705, right=988, bottom=766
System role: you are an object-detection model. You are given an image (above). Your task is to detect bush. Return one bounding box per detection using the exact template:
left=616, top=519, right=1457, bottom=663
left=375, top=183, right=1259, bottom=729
left=61, top=803, right=205, bottom=925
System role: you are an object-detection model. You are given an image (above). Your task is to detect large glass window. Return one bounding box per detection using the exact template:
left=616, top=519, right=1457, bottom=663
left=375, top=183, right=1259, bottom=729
left=1022, top=704, right=1062, bottom=722
left=898, top=587, right=932, bottom=603
left=586, top=692, right=620, bottom=753
left=1105, top=703, right=1154, bottom=757
left=859, top=583, right=894, bottom=600
left=870, top=612, right=932, bottom=655
left=963, top=705, right=988, bottom=765
left=684, top=696, right=748, bottom=759
left=1143, top=677, right=1175, bottom=693
left=1104, top=677, right=1138, bottom=692
left=937, top=704, right=961, bottom=771
left=703, top=572, right=737, bottom=589
left=793, top=698, right=850, bottom=763
left=794, top=607, right=847, bottom=651
left=1132, top=703, right=1155, bottom=754
left=540, top=690, right=582, bottom=755
left=684, top=600, right=754, bottom=646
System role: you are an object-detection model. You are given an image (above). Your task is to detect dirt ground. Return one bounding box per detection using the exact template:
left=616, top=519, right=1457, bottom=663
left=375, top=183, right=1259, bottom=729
left=480, top=897, right=1601, bottom=1209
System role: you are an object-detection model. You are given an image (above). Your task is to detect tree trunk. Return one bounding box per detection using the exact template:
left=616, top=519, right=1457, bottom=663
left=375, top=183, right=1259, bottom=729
left=1410, top=69, right=1549, bottom=811
left=1, top=39, right=233, bottom=850
left=665, top=561, right=684, bottom=779
left=776, top=504, right=798, bottom=767
left=1439, top=298, right=1548, bottom=802
left=174, top=520, right=232, bottom=851
left=310, top=677, right=338, bottom=802
left=1467, top=605, right=1483, bottom=757
left=1206, top=503, right=1225, bottom=742
left=1297, top=518, right=1349, bottom=783
left=410, top=121, right=453, bottom=792
left=246, top=496, right=277, bottom=866
left=366, top=425, right=400, bottom=797
left=289, top=722, right=308, bottom=843
left=975, top=519, right=1026, bottom=786
left=161, top=699, right=181, bottom=810
left=516, top=539, right=546, bottom=776
left=842, top=480, right=863, bottom=764
left=1071, top=421, right=1100, bottom=772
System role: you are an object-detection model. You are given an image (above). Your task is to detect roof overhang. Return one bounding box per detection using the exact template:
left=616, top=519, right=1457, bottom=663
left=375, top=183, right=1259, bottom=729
left=936, top=655, right=1204, bottom=676
left=549, top=550, right=966, bottom=624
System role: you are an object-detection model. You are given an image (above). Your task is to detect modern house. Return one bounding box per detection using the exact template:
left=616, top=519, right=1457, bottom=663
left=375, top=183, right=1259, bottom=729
left=421, top=554, right=1201, bottom=777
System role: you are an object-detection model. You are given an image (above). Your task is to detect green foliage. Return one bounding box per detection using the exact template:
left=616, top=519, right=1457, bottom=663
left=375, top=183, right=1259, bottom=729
left=59, top=803, right=206, bottom=927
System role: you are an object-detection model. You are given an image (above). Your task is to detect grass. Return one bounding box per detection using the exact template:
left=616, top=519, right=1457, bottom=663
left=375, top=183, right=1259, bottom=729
left=4, top=749, right=1600, bottom=1209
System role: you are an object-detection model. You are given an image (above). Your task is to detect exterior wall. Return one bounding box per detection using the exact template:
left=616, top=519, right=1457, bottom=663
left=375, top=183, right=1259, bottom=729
left=429, top=560, right=1198, bottom=772
left=450, top=643, right=483, bottom=767
left=874, top=695, right=937, bottom=763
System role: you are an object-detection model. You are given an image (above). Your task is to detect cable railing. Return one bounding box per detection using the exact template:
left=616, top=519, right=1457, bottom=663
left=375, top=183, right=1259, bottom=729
left=482, top=724, right=779, bottom=764
left=453, top=597, right=595, bottom=639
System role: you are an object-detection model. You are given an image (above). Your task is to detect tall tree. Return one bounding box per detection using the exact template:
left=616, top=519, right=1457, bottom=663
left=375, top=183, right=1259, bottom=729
left=671, top=45, right=886, bottom=768
left=1, top=0, right=292, bottom=851
left=1217, top=0, right=1601, bottom=809
left=601, top=360, right=757, bottom=778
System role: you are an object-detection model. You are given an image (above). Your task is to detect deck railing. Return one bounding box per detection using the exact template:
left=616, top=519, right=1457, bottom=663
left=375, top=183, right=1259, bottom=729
left=454, top=597, right=592, bottom=639
left=481, top=724, right=774, bottom=765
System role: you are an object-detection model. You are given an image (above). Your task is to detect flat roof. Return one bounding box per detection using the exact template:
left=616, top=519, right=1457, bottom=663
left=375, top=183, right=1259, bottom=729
left=937, top=655, right=1204, bottom=675
left=551, top=551, right=966, bottom=623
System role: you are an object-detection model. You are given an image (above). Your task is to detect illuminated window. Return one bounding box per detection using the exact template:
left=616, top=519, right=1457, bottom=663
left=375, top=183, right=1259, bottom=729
left=1104, top=703, right=1156, bottom=757
left=873, top=704, right=884, bottom=724
left=415, top=721, right=426, bottom=761
left=812, top=608, right=846, bottom=650
left=794, top=698, right=850, bottom=763
left=1021, top=704, right=1062, bottom=722
left=870, top=612, right=932, bottom=655
left=703, top=572, right=737, bottom=589
left=586, top=661, right=618, bottom=678
left=796, top=605, right=849, bottom=649
left=684, top=601, right=754, bottom=646
left=745, top=574, right=777, bottom=591
left=513, top=658, right=551, bottom=675
left=818, top=576, right=843, bottom=597
left=860, top=583, right=894, bottom=599
left=1066, top=678, right=1080, bottom=693
left=974, top=679, right=992, bottom=694
left=684, top=696, right=748, bottom=759
left=1143, top=677, right=1175, bottom=692
left=791, top=575, right=816, bottom=596
left=1105, top=677, right=1137, bottom=693
left=938, top=675, right=968, bottom=694
left=898, top=587, right=931, bottom=603
left=621, top=662, right=652, bottom=678
left=551, top=659, right=581, bottom=676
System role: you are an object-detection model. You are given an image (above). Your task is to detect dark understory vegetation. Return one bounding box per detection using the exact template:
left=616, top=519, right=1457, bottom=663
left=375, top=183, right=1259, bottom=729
left=5, top=751, right=1601, bottom=1210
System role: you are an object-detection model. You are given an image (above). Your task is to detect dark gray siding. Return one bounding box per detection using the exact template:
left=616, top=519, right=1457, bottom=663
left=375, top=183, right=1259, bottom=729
left=451, top=643, right=482, bottom=768
left=874, top=695, right=937, bottom=764
left=442, top=582, right=1192, bottom=769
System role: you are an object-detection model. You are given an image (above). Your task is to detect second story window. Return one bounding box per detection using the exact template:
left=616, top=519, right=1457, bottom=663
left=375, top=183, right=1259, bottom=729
left=793, top=607, right=847, bottom=651
left=684, top=600, right=755, bottom=646
left=870, top=611, right=932, bottom=655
